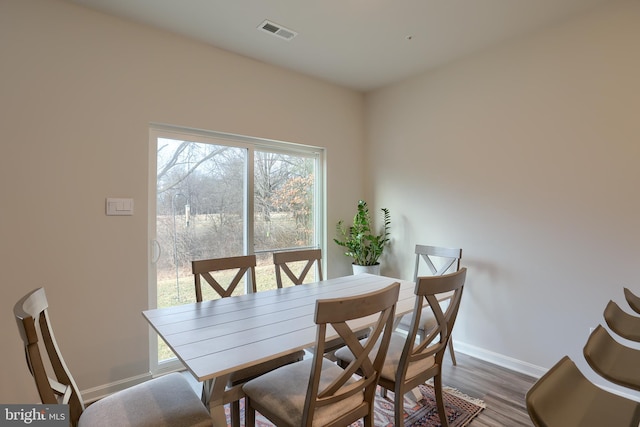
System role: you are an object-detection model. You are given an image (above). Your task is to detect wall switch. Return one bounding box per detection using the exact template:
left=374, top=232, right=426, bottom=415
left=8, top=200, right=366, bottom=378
left=106, top=198, right=134, bottom=216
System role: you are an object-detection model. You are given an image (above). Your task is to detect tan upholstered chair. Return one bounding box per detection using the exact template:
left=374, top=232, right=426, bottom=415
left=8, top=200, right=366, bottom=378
left=583, top=325, right=640, bottom=391
left=192, top=255, right=304, bottom=427
left=273, top=248, right=323, bottom=287
left=14, top=288, right=212, bottom=427
left=603, top=300, right=640, bottom=342
left=397, top=244, right=462, bottom=365
left=526, top=356, right=640, bottom=427
left=624, top=287, right=640, bottom=315
left=242, top=282, right=400, bottom=427
left=336, top=268, right=467, bottom=427
left=192, top=254, right=257, bottom=302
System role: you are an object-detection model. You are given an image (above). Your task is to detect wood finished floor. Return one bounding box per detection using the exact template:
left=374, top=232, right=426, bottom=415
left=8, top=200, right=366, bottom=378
left=441, top=352, right=536, bottom=426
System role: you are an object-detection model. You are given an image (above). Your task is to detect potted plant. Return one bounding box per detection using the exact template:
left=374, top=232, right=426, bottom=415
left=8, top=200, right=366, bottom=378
left=334, top=200, right=391, bottom=274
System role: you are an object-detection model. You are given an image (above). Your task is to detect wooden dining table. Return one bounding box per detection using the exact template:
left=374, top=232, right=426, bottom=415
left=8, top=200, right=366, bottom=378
left=142, top=273, right=450, bottom=426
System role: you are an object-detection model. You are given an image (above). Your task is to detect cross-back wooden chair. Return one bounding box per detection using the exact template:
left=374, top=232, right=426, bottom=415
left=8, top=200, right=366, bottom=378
left=583, top=324, right=640, bottom=392
left=604, top=300, right=640, bottom=342
left=413, top=244, right=462, bottom=278
left=336, top=268, right=467, bottom=427
left=14, top=288, right=212, bottom=427
left=192, top=254, right=304, bottom=427
left=526, top=356, right=640, bottom=427
left=273, top=248, right=367, bottom=352
left=397, top=244, right=462, bottom=365
left=242, top=282, right=400, bottom=427
left=273, top=248, right=323, bottom=287
left=192, top=254, right=257, bottom=302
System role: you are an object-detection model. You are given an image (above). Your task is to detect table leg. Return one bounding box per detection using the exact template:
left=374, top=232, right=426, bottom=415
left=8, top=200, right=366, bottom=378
left=202, top=376, right=230, bottom=427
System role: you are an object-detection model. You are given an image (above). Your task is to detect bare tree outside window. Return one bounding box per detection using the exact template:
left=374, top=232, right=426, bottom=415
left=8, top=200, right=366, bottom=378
left=153, top=135, right=320, bottom=362
left=254, top=151, right=315, bottom=252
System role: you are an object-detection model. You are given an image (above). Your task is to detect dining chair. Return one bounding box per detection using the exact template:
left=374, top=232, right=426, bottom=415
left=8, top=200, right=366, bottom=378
left=583, top=324, right=640, bottom=391
left=526, top=356, right=640, bottom=427
left=273, top=248, right=367, bottom=354
left=191, top=254, right=304, bottom=427
left=192, top=254, right=257, bottom=302
left=273, top=248, right=323, bottom=287
left=335, top=268, right=467, bottom=427
left=242, top=282, right=400, bottom=427
left=603, top=300, right=640, bottom=342
left=396, top=244, right=462, bottom=365
left=624, top=287, right=640, bottom=315
left=14, top=287, right=213, bottom=427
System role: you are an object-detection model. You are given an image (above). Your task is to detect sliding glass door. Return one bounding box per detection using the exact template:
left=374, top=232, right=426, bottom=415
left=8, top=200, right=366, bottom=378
left=149, top=125, right=324, bottom=368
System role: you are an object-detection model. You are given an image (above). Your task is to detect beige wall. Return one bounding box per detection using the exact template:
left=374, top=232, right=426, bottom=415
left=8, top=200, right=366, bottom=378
left=0, top=0, right=364, bottom=403
left=367, top=0, right=640, bottom=388
left=4, top=0, right=640, bottom=406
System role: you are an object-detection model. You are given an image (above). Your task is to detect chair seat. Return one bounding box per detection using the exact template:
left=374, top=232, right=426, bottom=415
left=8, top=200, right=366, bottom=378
left=243, top=358, right=363, bottom=426
left=624, top=288, right=640, bottom=315
left=78, top=373, right=212, bottom=427
left=583, top=325, right=640, bottom=391
left=604, top=300, right=640, bottom=342
left=526, top=356, right=640, bottom=427
left=398, top=309, right=437, bottom=331
left=335, top=333, right=436, bottom=382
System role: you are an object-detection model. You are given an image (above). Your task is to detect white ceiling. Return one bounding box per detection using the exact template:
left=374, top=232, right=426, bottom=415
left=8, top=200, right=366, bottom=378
left=68, top=0, right=618, bottom=92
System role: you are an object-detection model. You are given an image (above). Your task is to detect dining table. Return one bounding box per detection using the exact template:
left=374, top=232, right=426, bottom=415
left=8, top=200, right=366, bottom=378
left=142, top=273, right=451, bottom=426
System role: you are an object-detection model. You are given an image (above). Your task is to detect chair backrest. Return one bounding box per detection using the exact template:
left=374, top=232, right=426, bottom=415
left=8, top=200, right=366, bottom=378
left=624, top=287, right=640, bottom=315
left=526, top=356, right=640, bottom=427
left=413, top=244, right=462, bottom=281
left=192, top=255, right=257, bottom=302
left=303, top=282, right=400, bottom=424
left=400, top=268, right=466, bottom=382
left=583, top=324, right=640, bottom=391
left=273, top=249, right=323, bottom=287
left=604, top=300, right=640, bottom=342
left=14, top=288, right=85, bottom=426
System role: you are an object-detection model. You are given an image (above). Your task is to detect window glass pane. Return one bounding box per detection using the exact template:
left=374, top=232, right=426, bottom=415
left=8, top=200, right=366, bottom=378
left=254, top=151, right=318, bottom=289
left=151, top=126, right=323, bottom=367
left=254, top=151, right=316, bottom=251
left=156, top=138, right=246, bottom=361
left=157, top=137, right=247, bottom=303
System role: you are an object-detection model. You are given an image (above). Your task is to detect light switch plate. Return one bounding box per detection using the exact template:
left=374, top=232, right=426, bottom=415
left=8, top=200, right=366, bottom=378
left=106, top=198, right=134, bottom=216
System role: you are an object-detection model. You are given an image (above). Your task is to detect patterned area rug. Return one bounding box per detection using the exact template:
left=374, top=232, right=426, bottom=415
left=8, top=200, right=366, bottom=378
left=226, top=383, right=485, bottom=427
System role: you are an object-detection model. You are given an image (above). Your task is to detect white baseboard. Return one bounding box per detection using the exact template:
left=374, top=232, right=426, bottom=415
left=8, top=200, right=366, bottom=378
left=81, top=372, right=153, bottom=403
left=81, top=360, right=186, bottom=403
left=454, top=341, right=547, bottom=379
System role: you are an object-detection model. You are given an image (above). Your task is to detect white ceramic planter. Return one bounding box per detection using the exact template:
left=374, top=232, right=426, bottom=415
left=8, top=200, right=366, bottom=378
left=352, top=263, right=381, bottom=275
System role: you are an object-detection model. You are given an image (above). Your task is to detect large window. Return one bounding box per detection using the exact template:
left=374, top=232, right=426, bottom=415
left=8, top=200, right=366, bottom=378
left=149, top=125, right=324, bottom=368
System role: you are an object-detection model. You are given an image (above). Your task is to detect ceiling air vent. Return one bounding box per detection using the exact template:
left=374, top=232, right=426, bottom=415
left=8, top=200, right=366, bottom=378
left=258, top=20, right=297, bottom=41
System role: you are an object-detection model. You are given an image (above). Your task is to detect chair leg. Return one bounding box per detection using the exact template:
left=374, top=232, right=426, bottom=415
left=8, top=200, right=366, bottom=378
left=394, top=386, right=405, bottom=427
left=363, top=410, right=374, bottom=427
left=434, top=375, right=449, bottom=427
left=245, top=397, right=255, bottom=427
left=231, top=400, right=241, bottom=427
left=448, top=338, right=457, bottom=366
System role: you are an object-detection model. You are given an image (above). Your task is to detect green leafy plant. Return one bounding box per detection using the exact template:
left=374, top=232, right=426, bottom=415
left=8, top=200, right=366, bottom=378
left=334, top=200, right=391, bottom=266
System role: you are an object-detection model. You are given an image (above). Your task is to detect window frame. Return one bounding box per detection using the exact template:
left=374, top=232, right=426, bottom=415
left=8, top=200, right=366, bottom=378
left=147, top=123, right=326, bottom=374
